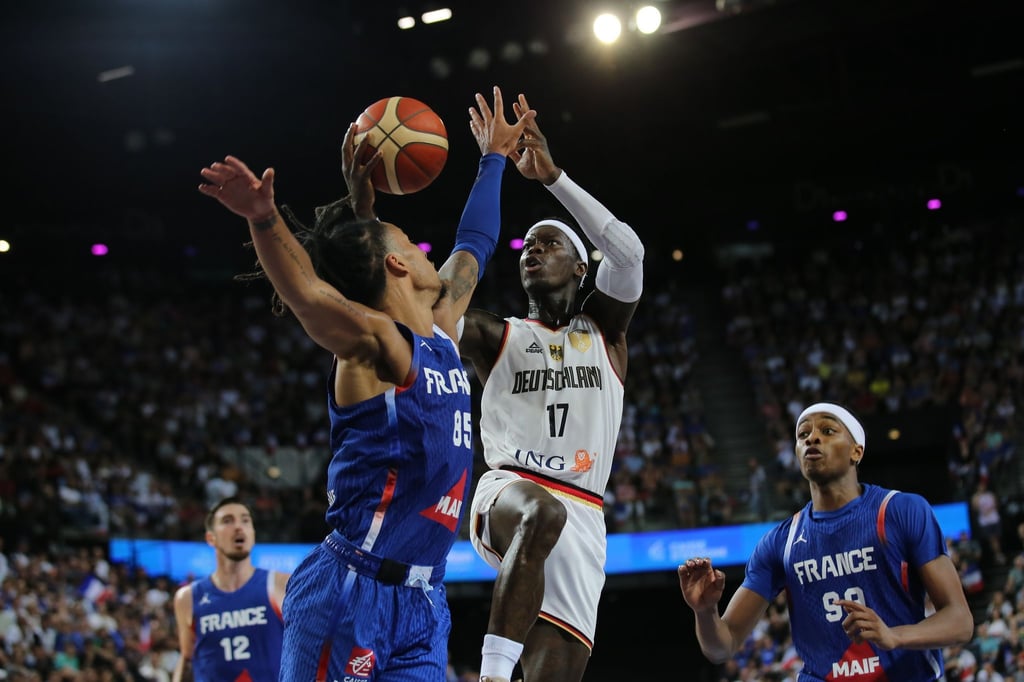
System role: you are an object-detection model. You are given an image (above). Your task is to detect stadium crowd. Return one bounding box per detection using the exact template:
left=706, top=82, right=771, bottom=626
left=1, top=205, right=1022, bottom=680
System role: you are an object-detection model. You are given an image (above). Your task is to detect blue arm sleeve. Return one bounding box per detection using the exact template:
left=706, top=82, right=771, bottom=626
left=452, top=152, right=506, bottom=280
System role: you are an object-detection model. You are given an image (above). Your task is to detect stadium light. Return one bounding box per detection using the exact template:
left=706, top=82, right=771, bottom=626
left=422, top=8, right=452, bottom=24
left=397, top=16, right=416, bottom=29
left=593, top=13, right=623, bottom=44
left=635, top=6, right=662, bottom=34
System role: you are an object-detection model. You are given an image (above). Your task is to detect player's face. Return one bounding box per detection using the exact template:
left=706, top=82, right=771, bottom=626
left=207, top=503, right=255, bottom=562
left=386, top=223, right=442, bottom=295
left=794, top=413, right=862, bottom=482
left=519, top=226, right=582, bottom=292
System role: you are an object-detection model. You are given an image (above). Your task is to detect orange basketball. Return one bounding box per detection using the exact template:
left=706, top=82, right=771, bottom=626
left=353, top=97, right=449, bottom=195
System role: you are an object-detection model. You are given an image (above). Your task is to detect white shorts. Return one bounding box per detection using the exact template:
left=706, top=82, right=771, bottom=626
left=469, top=468, right=607, bottom=648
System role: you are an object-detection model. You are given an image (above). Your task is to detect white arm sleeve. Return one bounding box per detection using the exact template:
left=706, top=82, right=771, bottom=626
left=546, top=171, right=644, bottom=302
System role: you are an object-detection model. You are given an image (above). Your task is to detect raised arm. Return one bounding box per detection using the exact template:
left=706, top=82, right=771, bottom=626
left=433, top=86, right=535, bottom=329
left=510, top=94, right=645, bottom=363
left=198, top=156, right=412, bottom=384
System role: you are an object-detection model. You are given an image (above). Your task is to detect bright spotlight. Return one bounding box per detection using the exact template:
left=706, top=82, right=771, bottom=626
left=422, top=8, right=452, bottom=24
left=593, top=13, right=622, bottom=44
left=0, top=240, right=10, bottom=253
left=397, top=16, right=415, bottom=29
left=635, top=6, right=662, bottom=34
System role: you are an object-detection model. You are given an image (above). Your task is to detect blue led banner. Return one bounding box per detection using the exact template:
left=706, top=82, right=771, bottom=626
left=110, top=502, right=970, bottom=583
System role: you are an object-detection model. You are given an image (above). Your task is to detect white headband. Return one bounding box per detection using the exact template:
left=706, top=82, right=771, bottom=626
left=796, top=402, right=866, bottom=448
left=527, top=219, right=589, bottom=264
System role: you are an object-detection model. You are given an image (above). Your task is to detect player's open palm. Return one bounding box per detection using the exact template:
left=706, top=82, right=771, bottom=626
left=469, top=86, right=535, bottom=158
left=198, top=155, right=276, bottom=221
left=838, top=599, right=898, bottom=650
left=678, top=558, right=726, bottom=612
left=510, top=93, right=557, bottom=184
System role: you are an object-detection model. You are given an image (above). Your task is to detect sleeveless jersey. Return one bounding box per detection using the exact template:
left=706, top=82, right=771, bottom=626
left=324, top=323, right=473, bottom=567
left=190, top=568, right=284, bottom=682
left=741, top=484, right=949, bottom=681
left=480, top=315, right=624, bottom=496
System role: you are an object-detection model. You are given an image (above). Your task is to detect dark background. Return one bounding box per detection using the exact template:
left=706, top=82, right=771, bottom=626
left=4, top=1, right=1021, bottom=678
left=4, top=0, right=1022, bottom=277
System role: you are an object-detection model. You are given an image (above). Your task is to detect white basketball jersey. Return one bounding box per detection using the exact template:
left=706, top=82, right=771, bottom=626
left=480, top=315, right=624, bottom=496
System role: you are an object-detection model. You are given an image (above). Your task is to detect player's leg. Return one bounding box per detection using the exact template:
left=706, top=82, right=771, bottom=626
left=485, top=480, right=567, bottom=641
left=519, top=621, right=590, bottom=682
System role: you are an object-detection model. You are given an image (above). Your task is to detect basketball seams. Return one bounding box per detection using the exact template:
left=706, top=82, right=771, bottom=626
left=353, top=96, right=448, bottom=195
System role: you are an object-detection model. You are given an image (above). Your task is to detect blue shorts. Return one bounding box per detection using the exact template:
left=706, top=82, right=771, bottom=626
left=280, top=532, right=450, bottom=682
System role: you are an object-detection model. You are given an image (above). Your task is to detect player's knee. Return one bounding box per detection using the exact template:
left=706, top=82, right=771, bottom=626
left=518, top=497, right=567, bottom=551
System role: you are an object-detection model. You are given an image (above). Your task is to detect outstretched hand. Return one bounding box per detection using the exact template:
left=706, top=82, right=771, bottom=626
left=509, top=93, right=560, bottom=185
left=837, top=599, right=899, bottom=650
left=198, top=156, right=276, bottom=222
left=678, top=558, right=727, bottom=613
left=468, top=85, right=536, bottom=158
left=341, top=123, right=383, bottom=220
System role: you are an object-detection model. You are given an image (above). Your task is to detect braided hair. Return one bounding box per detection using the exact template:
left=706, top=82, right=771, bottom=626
left=236, top=196, right=391, bottom=315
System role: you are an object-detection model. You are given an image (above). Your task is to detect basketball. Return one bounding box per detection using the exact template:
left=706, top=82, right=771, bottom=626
left=353, top=96, right=449, bottom=195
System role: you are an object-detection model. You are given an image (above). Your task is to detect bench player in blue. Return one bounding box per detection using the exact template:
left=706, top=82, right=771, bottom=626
left=172, top=497, right=289, bottom=682
left=198, top=86, right=533, bottom=682
left=678, top=402, right=973, bottom=681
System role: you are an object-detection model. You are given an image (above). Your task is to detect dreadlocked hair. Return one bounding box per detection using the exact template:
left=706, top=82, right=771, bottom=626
left=234, top=195, right=391, bottom=315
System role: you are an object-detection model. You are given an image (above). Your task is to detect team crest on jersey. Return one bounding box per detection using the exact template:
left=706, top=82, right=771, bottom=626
left=345, top=647, right=376, bottom=678
left=420, top=469, right=468, bottom=532
left=571, top=449, right=596, bottom=472
left=549, top=344, right=563, bottom=361
left=568, top=330, right=591, bottom=352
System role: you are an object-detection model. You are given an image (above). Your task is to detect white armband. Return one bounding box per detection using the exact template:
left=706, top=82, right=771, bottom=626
left=546, top=172, right=644, bottom=302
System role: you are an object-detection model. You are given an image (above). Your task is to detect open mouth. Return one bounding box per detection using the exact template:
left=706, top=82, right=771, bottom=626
left=523, top=257, right=543, bottom=273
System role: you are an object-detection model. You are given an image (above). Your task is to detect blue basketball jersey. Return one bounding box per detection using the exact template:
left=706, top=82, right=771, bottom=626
left=741, top=484, right=948, bottom=681
left=324, top=323, right=473, bottom=566
left=190, top=568, right=284, bottom=682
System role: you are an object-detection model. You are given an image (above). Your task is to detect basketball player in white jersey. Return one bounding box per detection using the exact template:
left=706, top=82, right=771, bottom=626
left=459, top=93, right=645, bottom=682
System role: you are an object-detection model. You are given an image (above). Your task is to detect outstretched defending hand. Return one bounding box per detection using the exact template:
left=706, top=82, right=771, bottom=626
left=509, top=93, right=560, bottom=186
left=678, top=558, right=727, bottom=613
left=468, top=85, right=536, bottom=158
left=198, top=156, right=276, bottom=222
left=838, top=599, right=899, bottom=650
left=341, top=123, right=383, bottom=220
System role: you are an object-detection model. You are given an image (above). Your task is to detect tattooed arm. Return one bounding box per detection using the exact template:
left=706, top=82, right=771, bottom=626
left=198, top=156, right=412, bottom=386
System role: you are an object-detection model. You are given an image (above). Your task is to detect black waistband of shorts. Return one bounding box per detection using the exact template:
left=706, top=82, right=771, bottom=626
left=499, top=465, right=603, bottom=507
left=322, top=531, right=445, bottom=587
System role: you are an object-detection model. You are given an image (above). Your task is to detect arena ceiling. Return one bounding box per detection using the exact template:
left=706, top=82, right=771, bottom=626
left=3, top=0, right=1022, bottom=264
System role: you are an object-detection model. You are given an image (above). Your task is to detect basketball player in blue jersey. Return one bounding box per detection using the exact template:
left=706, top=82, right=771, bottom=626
left=455, top=94, right=644, bottom=682
left=198, top=86, right=534, bottom=682
left=678, top=403, right=973, bottom=681
left=172, top=498, right=289, bottom=682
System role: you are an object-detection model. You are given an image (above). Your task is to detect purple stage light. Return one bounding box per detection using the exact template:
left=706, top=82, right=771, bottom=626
left=832, top=210, right=848, bottom=222
left=509, top=238, right=525, bottom=250
left=91, top=243, right=109, bottom=256
left=927, top=198, right=941, bottom=210
left=417, top=242, right=432, bottom=253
